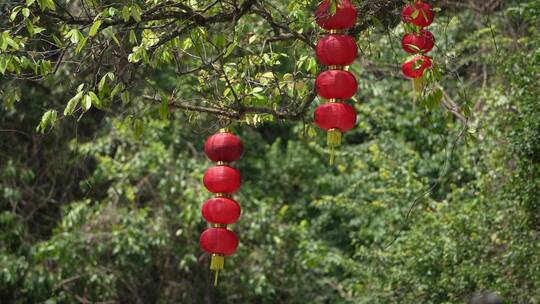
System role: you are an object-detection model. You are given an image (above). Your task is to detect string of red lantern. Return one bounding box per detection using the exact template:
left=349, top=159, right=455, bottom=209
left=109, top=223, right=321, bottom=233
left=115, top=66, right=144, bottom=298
left=400, top=1, right=436, bottom=81
left=199, top=128, right=243, bottom=286
left=314, top=0, right=358, bottom=164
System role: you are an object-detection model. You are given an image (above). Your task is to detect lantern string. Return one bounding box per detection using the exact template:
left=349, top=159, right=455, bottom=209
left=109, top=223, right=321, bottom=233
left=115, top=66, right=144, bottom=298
left=329, top=145, right=335, bottom=165
left=214, top=270, right=220, bottom=287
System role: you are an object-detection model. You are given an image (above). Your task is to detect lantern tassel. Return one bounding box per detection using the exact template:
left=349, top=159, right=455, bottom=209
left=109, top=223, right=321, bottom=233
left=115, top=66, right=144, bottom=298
left=413, top=77, right=423, bottom=93
left=210, top=254, right=224, bottom=287
left=327, top=129, right=342, bottom=165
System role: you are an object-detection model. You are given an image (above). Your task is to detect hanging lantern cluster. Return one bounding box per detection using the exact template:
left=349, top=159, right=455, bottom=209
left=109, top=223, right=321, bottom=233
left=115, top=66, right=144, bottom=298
left=400, top=1, right=435, bottom=80
left=199, top=129, right=243, bottom=286
left=314, top=0, right=358, bottom=164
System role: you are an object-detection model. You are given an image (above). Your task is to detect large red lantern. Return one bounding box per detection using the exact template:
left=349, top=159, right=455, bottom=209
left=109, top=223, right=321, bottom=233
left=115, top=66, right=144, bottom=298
left=314, top=102, right=356, bottom=163
left=314, top=102, right=357, bottom=133
left=315, top=0, right=357, bottom=31
left=315, top=70, right=358, bottom=100
left=204, top=131, right=243, bottom=163
left=401, top=29, right=434, bottom=54
left=203, top=165, right=241, bottom=194
left=199, top=129, right=243, bottom=286
left=402, top=2, right=434, bottom=28
left=316, top=34, right=358, bottom=66
left=200, top=228, right=239, bottom=256
left=202, top=197, right=241, bottom=225
left=402, top=55, right=432, bottom=79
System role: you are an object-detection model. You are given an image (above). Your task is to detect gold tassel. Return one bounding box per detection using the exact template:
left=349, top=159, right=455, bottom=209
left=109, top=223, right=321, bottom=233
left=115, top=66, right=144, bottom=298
left=327, top=129, right=342, bottom=165
left=413, top=77, right=423, bottom=93
left=210, top=254, right=225, bottom=287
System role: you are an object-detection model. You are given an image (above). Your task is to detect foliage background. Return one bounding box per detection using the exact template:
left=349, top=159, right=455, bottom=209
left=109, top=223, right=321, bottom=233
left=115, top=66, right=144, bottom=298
left=1, top=0, right=539, bottom=303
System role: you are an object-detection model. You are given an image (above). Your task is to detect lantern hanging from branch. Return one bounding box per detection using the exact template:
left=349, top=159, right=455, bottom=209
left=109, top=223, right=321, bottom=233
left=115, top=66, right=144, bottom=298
left=199, top=128, right=243, bottom=286
left=401, top=29, right=435, bottom=54
left=400, top=1, right=437, bottom=91
left=401, top=1, right=434, bottom=28
left=314, top=0, right=359, bottom=164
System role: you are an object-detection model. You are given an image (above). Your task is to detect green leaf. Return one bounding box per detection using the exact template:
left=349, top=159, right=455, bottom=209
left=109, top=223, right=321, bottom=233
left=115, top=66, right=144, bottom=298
left=159, top=93, right=169, bottom=120
left=89, top=20, right=102, bottom=37
left=66, top=29, right=82, bottom=44
left=133, top=118, right=143, bottom=140
left=1, top=31, right=13, bottom=51
left=88, top=91, right=101, bottom=109
left=129, top=30, right=137, bottom=44
left=75, top=37, right=88, bottom=54
left=131, top=5, right=142, bottom=22
left=121, top=6, right=131, bottom=22
left=64, top=91, right=84, bottom=115
left=224, top=42, right=237, bottom=58
left=10, top=7, right=21, bottom=21
left=40, top=60, right=52, bottom=77
left=36, top=110, right=57, bottom=133
left=81, top=94, right=92, bottom=112
left=0, top=56, right=8, bottom=74
left=120, top=91, right=130, bottom=106
left=22, top=8, right=30, bottom=18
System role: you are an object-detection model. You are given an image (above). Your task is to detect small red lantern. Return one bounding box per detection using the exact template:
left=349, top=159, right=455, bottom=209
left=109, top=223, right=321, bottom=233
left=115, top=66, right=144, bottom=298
left=315, top=0, right=357, bottom=31
left=316, top=34, right=358, bottom=66
left=202, top=197, right=241, bottom=225
left=402, top=2, right=434, bottom=28
left=314, top=102, right=357, bottom=164
left=204, top=131, right=243, bottom=163
left=203, top=165, right=241, bottom=194
left=200, top=228, right=239, bottom=256
left=315, top=70, right=358, bottom=100
left=402, top=55, right=432, bottom=79
left=401, top=29, right=434, bottom=54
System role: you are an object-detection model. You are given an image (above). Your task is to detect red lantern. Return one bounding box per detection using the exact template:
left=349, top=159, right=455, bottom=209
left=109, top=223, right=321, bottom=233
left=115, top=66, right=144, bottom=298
left=314, top=102, right=356, bottom=164
left=200, top=228, right=239, bottom=256
left=316, top=34, right=358, bottom=66
left=315, top=0, right=357, bottom=31
left=314, top=102, right=357, bottom=133
left=315, top=70, right=358, bottom=100
left=402, top=2, right=434, bottom=27
left=203, top=165, right=241, bottom=194
left=402, top=55, right=432, bottom=79
left=204, top=131, right=244, bottom=163
left=401, top=29, right=434, bottom=54
left=202, top=197, right=241, bottom=225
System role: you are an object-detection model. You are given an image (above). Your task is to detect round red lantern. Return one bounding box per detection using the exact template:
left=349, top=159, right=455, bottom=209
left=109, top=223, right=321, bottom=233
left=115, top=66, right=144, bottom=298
left=200, top=228, right=239, bottom=256
left=314, top=102, right=357, bottom=133
left=316, top=34, right=358, bottom=66
left=203, top=165, right=241, bottom=194
left=315, top=70, right=358, bottom=100
left=401, top=29, right=434, bottom=54
left=204, top=130, right=244, bottom=163
left=202, top=197, right=241, bottom=225
left=402, top=2, right=434, bottom=27
left=314, top=102, right=356, bottom=164
left=402, top=55, right=432, bottom=79
left=315, top=0, right=357, bottom=30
